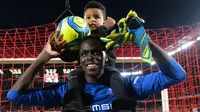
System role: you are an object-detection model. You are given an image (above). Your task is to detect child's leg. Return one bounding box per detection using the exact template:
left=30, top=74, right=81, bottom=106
left=68, top=68, right=84, bottom=90
left=105, top=51, right=129, bottom=98
left=104, top=66, right=137, bottom=112
left=104, top=66, right=129, bottom=98
left=62, top=68, right=86, bottom=112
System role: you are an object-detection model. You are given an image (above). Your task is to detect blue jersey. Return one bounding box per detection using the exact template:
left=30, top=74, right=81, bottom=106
left=7, top=59, right=186, bottom=112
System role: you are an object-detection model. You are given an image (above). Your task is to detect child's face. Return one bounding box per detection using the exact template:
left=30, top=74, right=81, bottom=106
left=84, top=8, right=105, bottom=30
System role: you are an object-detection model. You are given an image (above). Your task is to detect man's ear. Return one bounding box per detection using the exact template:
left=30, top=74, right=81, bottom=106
left=78, top=55, right=81, bottom=65
left=102, top=51, right=108, bottom=61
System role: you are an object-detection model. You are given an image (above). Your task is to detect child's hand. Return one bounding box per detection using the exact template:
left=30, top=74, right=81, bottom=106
left=104, top=17, right=116, bottom=30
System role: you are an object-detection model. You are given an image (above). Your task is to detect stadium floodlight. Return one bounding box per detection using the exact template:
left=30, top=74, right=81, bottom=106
left=168, top=50, right=177, bottom=56
left=117, top=57, right=141, bottom=60
left=197, top=36, right=200, bottom=41
left=63, top=69, right=74, bottom=74
left=9, top=69, right=22, bottom=74
left=45, top=69, right=57, bottom=74
left=121, top=71, right=142, bottom=76
left=151, top=61, right=156, bottom=65
left=180, top=41, right=195, bottom=50
left=151, top=40, right=197, bottom=66
left=0, top=70, right=4, bottom=75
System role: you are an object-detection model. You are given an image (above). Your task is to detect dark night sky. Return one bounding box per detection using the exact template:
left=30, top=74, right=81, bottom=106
left=0, top=0, right=200, bottom=29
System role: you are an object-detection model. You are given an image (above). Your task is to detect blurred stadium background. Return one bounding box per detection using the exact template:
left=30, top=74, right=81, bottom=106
left=0, top=22, right=199, bottom=112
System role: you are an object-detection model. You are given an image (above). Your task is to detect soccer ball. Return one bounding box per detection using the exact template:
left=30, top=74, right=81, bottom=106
left=56, top=16, right=91, bottom=62
left=57, top=16, right=91, bottom=50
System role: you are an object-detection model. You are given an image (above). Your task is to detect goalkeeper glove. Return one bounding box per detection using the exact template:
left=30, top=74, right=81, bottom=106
left=100, top=32, right=125, bottom=50
left=98, top=24, right=125, bottom=50
left=126, top=10, right=152, bottom=63
left=100, top=17, right=139, bottom=49
left=117, top=10, right=152, bottom=63
left=100, top=22, right=131, bottom=50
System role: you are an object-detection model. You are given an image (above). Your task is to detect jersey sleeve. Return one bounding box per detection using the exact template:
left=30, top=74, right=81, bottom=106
left=7, top=83, right=68, bottom=107
left=123, top=58, right=187, bottom=100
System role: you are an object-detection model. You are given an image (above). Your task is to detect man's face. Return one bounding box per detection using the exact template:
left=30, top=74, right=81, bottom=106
left=84, top=8, right=105, bottom=30
left=79, top=38, right=105, bottom=77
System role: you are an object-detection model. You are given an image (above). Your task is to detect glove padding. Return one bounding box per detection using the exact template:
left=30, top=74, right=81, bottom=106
left=116, top=10, right=152, bottom=63
left=100, top=23, right=130, bottom=50
left=100, top=31, right=125, bottom=50
left=100, top=13, right=144, bottom=49
left=127, top=10, right=152, bottom=63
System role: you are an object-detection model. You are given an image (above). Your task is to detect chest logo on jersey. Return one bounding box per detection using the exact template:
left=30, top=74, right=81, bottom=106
left=107, top=88, right=113, bottom=95
left=88, top=103, right=112, bottom=111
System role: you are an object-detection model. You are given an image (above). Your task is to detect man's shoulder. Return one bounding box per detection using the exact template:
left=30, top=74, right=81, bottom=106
left=122, top=75, right=141, bottom=85
left=43, top=82, right=68, bottom=90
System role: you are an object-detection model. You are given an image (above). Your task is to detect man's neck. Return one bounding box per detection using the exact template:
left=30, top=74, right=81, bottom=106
left=84, top=74, right=99, bottom=83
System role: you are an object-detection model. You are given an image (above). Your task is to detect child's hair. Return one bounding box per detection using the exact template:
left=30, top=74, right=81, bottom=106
left=84, top=1, right=107, bottom=20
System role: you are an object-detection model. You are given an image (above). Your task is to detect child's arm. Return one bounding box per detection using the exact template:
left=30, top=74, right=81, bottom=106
left=68, top=68, right=85, bottom=90
left=97, top=17, right=117, bottom=36
left=104, top=66, right=129, bottom=98
left=104, top=17, right=116, bottom=30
